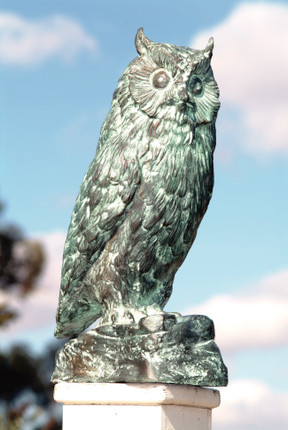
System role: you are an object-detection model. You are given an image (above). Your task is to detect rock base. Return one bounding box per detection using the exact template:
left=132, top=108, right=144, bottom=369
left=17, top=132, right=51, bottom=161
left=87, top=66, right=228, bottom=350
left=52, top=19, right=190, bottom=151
left=51, top=314, right=228, bottom=387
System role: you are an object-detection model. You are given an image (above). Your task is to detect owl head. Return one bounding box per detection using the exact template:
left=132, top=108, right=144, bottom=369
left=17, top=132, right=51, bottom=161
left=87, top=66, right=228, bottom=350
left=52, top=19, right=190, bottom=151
left=127, top=28, right=220, bottom=125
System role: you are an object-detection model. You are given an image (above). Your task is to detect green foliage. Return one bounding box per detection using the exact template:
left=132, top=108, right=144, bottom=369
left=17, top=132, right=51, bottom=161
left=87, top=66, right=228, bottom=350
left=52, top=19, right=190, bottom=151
left=0, top=346, right=46, bottom=402
left=0, top=344, right=63, bottom=430
left=0, top=201, right=61, bottom=429
left=0, top=201, right=45, bottom=326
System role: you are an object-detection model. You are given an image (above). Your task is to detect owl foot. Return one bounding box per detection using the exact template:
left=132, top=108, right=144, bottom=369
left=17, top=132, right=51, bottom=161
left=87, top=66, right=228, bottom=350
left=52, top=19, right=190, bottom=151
left=99, top=306, right=147, bottom=327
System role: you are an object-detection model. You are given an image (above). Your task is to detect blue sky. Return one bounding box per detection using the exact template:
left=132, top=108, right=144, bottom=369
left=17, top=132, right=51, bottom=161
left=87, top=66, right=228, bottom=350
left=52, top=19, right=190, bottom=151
left=1, top=1, right=288, bottom=429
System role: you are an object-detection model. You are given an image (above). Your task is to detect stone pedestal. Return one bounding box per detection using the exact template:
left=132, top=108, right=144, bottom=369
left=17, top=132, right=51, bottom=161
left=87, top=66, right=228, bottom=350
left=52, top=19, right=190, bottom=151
left=54, top=382, right=220, bottom=430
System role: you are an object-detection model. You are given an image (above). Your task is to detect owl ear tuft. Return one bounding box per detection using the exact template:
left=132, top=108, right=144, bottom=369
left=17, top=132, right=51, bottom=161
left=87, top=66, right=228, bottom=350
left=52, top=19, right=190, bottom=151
left=135, top=28, right=152, bottom=55
left=203, top=37, right=214, bottom=59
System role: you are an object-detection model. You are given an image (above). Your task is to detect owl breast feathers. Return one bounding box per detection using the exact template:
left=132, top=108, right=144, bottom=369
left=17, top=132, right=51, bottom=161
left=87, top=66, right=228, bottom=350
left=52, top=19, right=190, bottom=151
left=55, top=28, right=220, bottom=339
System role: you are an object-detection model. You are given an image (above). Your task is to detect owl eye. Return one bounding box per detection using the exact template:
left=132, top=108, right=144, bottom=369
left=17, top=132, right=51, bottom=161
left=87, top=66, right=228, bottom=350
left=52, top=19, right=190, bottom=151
left=189, top=76, right=203, bottom=96
left=152, top=70, right=170, bottom=89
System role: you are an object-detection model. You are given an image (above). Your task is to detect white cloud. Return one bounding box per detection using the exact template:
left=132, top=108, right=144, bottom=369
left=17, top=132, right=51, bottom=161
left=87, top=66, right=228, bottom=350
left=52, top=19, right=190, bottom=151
left=0, top=231, right=65, bottom=338
left=0, top=12, right=97, bottom=65
left=214, top=379, right=288, bottom=430
left=185, top=270, right=288, bottom=353
left=191, top=2, right=288, bottom=156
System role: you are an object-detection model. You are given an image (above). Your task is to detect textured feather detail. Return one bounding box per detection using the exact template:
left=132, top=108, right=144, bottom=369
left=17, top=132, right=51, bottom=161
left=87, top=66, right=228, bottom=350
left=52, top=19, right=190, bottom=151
left=55, top=126, right=142, bottom=337
left=55, top=31, right=220, bottom=337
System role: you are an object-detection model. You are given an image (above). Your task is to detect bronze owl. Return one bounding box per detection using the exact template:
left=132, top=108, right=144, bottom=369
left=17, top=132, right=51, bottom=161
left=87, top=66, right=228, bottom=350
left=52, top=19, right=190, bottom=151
left=55, top=28, right=220, bottom=339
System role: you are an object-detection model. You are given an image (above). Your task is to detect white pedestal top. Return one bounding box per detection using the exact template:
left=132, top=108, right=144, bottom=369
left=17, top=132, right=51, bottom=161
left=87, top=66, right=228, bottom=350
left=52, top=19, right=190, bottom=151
left=54, top=382, right=220, bottom=408
left=54, top=383, right=220, bottom=430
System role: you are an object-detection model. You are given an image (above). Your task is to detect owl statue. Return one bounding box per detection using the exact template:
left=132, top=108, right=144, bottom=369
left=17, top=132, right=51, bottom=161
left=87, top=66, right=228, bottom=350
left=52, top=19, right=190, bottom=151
left=55, top=28, right=220, bottom=340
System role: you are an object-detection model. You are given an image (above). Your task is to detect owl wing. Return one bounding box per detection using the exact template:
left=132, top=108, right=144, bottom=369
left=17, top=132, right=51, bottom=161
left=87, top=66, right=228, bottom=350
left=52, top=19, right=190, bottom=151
left=55, top=131, right=141, bottom=338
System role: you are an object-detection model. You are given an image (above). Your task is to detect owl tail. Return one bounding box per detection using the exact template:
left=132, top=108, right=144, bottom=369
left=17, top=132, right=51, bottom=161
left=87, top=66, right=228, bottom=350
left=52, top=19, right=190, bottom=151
left=55, top=301, right=102, bottom=338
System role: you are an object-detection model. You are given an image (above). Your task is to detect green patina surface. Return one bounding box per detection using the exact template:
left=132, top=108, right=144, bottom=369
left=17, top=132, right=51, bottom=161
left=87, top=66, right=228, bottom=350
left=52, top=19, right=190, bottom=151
left=53, top=29, right=228, bottom=386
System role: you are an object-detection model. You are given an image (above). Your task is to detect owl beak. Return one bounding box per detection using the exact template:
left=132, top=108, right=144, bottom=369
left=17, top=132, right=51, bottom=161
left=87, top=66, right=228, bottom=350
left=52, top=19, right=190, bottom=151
left=178, top=86, right=189, bottom=102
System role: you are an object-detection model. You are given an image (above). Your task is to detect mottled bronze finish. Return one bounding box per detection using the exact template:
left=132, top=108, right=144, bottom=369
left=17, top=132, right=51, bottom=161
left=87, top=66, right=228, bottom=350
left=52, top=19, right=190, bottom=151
left=52, top=314, right=227, bottom=386
left=52, top=29, right=228, bottom=386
